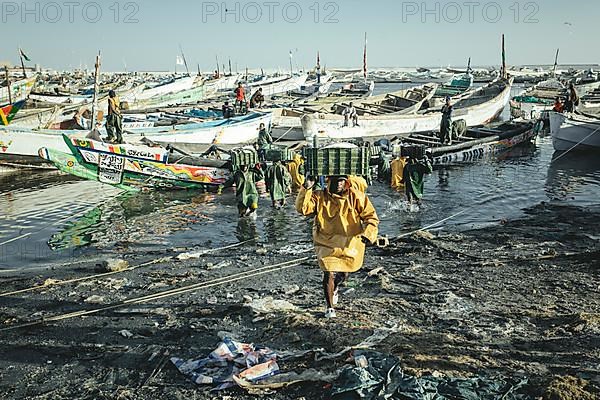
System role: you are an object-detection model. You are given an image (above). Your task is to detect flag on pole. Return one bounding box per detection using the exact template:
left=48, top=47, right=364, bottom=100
left=19, top=48, right=31, bottom=61
left=289, top=50, right=293, bottom=59
left=317, top=51, right=320, bottom=67
left=176, top=56, right=184, bottom=65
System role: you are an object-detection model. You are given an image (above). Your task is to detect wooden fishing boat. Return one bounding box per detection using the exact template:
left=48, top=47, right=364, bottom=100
left=549, top=111, right=600, bottom=152
left=434, top=72, right=474, bottom=98
left=331, top=83, right=438, bottom=116
left=399, top=120, right=537, bottom=165
left=130, top=112, right=272, bottom=152
left=510, top=79, right=600, bottom=119
left=269, top=84, right=438, bottom=141
left=302, top=77, right=513, bottom=141
left=39, top=135, right=231, bottom=190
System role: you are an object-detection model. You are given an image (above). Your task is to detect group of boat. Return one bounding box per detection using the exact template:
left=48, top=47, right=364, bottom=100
left=1, top=39, right=599, bottom=192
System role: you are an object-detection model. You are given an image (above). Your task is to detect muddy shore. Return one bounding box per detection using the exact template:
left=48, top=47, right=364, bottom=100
left=0, top=202, right=598, bottom=399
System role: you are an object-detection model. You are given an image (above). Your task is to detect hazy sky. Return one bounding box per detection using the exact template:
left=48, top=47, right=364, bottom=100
left=3, top=0, right=598, bottom=71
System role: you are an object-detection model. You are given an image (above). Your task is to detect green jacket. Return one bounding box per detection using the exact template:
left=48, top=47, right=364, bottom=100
left=224, top=168, right=264, bottom=207
left=265, top=162, right=292, bottom=202
left=403, top=160, right=433, bottom=199
left=257, top=128, right=273, bottom=150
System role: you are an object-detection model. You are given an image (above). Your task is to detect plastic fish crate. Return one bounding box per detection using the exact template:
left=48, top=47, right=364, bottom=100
left=265, top=146, right=295, bottom=162
left=305, top=147, right=371, bottom=176
left=230, top=148, right=259, bottom=168
left=401, top=145, right=426, bottom=159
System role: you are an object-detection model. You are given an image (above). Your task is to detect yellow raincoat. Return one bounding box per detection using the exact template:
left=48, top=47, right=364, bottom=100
left=296, top=185, right=379, bottom=273
left=287, top=154, right=305, bottom=190
left=390, top=157, right=408, bottom=191
left=348, top=175, right=368, bottom=193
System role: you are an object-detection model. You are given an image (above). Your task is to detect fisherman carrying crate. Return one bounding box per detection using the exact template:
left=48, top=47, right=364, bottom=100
left=296, top=145, right=379, bottom=319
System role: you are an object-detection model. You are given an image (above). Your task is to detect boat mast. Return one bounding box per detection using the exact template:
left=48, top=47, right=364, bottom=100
left=501, top=34, right=506, bottom=79
left=215, top=55, right=220, bottom=77
left=228, top=59, right=232, bottom=76
left=4, top=67, right=12, bottom=104
left=179, top=45, right=190, bottom=76
left=363, top=32, right=368, bottom=83
left=552, top=48, right=560, bottom=77
left=90, top=51, right=101, bottom=131
left=289, top=50, right=293, bottom=76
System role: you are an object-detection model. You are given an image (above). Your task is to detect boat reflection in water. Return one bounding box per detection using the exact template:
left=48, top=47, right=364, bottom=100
left=545, top=151, right=600, bottom=203
left=48, top=190, right=222, bottom=251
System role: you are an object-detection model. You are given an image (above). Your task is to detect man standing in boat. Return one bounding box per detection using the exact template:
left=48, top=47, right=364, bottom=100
left=296, top=175, right=379, bottom=319
left=106, top=90, right=123, bottom=144
left=440, top=96, right=453, bottom=145
left=568, top=83, right=579, bottom=113
left=220, top=164, right=264, bottom=218
left=234, top=83, right=246, bottom=114
left=265, top=158, right=292, bottom=209
left=342, top=103, right=359, bottom=127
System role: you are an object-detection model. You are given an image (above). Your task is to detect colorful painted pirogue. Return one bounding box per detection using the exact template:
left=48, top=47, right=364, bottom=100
left=0, top=100, right=26, bottom=126
left=39, top=135, right=231, bottom=191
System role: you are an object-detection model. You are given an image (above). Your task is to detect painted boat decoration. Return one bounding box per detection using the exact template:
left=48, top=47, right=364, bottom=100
left=0, top=100, right=26, bottom=126
left=0, top=76, right=36, bottom=104
left=39, top=135, right=231, bottom=191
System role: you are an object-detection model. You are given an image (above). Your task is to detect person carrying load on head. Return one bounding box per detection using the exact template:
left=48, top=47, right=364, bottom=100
left=265, top=158, right=292, bottom=209
left=296, top=175, right=379, bottom=319
left=403, top=155, right=433, bottom=206
left=220, top=163, right=264, bottom=218
left=287, top=153, right=305, bottom=191
left=106, top=90, right=123, bottom=144
left=440, top=96, right=453, bottom=145
left=390, top=155, right=409, bottom=192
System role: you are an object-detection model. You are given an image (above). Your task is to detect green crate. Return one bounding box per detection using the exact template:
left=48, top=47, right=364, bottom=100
left=305, top=147, right=371, bottom=176
left=265, top=146, right=295, bottom=162
left=230, top=148, right=258, bottom=169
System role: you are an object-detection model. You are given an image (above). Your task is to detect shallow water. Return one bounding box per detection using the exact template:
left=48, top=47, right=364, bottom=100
left=1, top=81, right=599, bottom=270
left=0, top=136, right=599, bottom=271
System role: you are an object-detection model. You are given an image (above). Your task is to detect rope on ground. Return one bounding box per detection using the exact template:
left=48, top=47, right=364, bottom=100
left=0, top=238, right=258, bottom=298
left=0, top=256, right=310, bottom=332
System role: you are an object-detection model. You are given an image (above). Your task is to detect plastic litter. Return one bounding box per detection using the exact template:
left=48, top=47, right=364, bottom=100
left=246, top=297, right=298, bottom=314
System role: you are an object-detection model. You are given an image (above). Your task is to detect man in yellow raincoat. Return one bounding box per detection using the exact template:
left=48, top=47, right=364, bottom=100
left=390, top=156, right=408, bottom=191
left=287, top=154, right=305, bottom=191
left=348, top=175, right=368, bottom=193
left=296, top=175, right=379, bottom=318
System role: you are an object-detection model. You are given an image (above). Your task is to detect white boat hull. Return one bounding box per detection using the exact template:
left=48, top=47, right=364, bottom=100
left=549, top=111, right=600, bottom=151
left=138, top=113, right=272, bottom=146
left=0, top=126, right=72, bottom=161
left=0, top=77, right=36, bottom=104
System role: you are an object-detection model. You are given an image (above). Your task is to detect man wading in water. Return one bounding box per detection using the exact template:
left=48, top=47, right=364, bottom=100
left=296, top=175, right=379, bottom=318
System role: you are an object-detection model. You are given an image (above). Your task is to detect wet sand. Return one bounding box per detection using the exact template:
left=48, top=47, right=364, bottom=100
left=0, top=202, right=598, bottom=399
